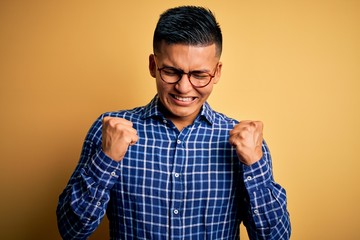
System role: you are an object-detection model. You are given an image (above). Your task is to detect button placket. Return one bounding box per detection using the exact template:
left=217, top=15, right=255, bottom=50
left=170, top=133, right=185, bottom=231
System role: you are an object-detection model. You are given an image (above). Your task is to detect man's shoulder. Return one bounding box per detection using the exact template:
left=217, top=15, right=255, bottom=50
left=202, top=102, right=239, bottom=127
left=211, top=109, right=239, bottom=127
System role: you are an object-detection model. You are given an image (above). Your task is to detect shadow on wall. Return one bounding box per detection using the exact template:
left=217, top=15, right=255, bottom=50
left=27, top=135, right=86, bottom=239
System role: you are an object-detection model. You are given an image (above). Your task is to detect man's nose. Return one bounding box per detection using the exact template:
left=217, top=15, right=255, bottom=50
left=175, top=73, right=193, bottom=92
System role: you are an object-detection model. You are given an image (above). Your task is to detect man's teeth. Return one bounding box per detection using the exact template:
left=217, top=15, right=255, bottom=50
left=174, top=95, right=193, bottom=102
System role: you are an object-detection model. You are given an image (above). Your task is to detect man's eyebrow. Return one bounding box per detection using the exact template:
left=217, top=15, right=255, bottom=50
left=162, top=64, right=211, bottom=73
left=191, top=69, right=211, bottom=73
left=162, top=65, right=179, bottom=69
left=161, top=64, right=182, bottom=71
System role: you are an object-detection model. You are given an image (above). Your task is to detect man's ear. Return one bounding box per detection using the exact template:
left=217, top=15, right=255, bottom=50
left=149, top=54, right=156, bottom=78
left=213, top=61, right=222, bottom=84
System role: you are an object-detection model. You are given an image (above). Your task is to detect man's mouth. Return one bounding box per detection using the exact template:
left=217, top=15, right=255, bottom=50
left=172, top=94, right=195, bottom=102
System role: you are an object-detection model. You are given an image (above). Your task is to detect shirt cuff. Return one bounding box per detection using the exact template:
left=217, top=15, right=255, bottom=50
left=85, top=148, right=121, bottom=189
left=242, top=156, right=273, bottom=191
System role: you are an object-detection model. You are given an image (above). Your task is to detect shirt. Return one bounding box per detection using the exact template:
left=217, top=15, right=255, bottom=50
left=57, top=95, right=291, bottom=239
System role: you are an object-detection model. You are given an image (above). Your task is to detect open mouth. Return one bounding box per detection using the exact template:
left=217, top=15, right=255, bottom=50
left=171, top=94, right=196, bottom=103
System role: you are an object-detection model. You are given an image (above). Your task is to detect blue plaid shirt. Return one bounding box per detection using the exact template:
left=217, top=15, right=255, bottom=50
left=57, top=96, right=290, bottom=239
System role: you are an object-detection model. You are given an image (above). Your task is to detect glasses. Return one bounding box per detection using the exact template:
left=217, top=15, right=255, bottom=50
left=154, top=57, right=218, bottom=88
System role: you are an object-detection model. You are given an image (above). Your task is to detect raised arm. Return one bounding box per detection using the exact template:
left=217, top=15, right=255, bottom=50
left=56, top=115, right=137, bottom=239
left=230, top=121, right=291, bottom=239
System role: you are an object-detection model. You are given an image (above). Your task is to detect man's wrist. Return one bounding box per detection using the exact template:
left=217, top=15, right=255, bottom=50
left=86, top=148, right=121, bottom=189
left=242, top=156, right=272, bottom=191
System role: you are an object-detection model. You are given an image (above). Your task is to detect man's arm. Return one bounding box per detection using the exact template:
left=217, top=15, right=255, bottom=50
left=56, top=116, right=121, bottom=239
left=229, top=121, right=291, bottom=239
left=241, top=141, right=291, bottom=239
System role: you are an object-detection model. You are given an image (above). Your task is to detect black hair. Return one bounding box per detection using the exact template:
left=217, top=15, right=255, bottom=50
left=153, top=6, right=223, bottom=57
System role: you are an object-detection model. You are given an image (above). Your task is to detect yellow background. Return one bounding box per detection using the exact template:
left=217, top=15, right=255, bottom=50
left=1, top=0, right=359, bottom=239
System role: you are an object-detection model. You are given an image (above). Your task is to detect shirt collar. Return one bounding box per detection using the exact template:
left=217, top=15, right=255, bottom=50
left=141, top=95, right=215, bottom=125
left=199, top=101, right=215, bottom=125
left=141, top=95, right=163, bottom=120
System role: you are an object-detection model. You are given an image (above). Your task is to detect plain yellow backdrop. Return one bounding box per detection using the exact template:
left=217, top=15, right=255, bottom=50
left=1, top=0, right=359, bottom=239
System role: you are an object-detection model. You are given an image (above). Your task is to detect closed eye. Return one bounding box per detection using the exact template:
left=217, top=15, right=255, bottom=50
left=161, top=67, right=182, bottom=76
left=191, top=71, right=211, bottom=79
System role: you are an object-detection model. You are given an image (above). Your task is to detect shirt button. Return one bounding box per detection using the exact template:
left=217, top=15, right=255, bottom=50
left=111, top=171, right=116, bottom=176
left=246, top=176, right=252, bottom=181
left=254, top=209, right=259, bottom=214
left=173, top=209, right=179, bottom=215
left=174, top=173, right=180, bottom=178
left=177, top=140, right=181, bottom=144
left=163, top=119, right=167, bottom=124
left=96, top=202, right=101, bottom=206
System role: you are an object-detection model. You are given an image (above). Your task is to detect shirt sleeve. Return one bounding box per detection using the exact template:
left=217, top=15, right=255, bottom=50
left=241, top=140, right=291, bottom=239
left=56, top=116, right=120, bottom=239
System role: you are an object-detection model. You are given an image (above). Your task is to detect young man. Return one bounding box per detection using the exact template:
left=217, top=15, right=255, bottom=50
left=57, top=6, right=291, bottom=239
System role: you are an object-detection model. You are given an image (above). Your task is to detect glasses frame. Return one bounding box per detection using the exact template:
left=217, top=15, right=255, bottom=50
left=154, top=56, right=219, bottom=88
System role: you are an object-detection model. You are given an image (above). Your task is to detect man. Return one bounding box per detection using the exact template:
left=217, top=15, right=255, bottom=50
left=57, top=6, right=291, bottom=239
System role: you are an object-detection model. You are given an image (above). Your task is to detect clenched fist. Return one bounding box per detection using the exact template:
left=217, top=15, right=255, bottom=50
left=102, top=117, right=138, bottom=162
left=229, top=121, right=264, bottom=166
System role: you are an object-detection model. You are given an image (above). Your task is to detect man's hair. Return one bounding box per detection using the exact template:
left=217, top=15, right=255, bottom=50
left=153, top=6, right=223, bottom=57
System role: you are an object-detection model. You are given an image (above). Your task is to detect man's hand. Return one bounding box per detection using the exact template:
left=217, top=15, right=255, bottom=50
left=102, top=117, right=138, bottom=162
left=229, top=121, right=264, bottom=166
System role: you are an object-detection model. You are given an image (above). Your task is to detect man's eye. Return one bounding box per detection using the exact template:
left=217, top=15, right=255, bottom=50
left=162, top=69, right=179, bottom=76
left=192, top=73, right=209, bottom=79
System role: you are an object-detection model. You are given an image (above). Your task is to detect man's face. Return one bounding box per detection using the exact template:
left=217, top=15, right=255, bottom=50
left=149, top=43, right=222, bottom=128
